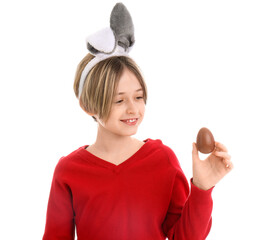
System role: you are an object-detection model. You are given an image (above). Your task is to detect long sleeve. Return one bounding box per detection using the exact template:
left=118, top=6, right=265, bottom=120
left=162, top=146, right=213, bottom=240
left=42, top=158, right=75, bottom=240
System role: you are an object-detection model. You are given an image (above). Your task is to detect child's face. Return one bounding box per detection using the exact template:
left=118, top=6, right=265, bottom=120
left=95, top=68, right=145, bottom=137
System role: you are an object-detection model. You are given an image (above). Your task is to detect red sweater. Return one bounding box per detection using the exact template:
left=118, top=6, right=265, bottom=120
left=43, top=138, right=213, bottom=240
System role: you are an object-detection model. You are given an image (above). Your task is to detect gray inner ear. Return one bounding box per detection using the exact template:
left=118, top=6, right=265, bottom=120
left=110, top=3, right=135, bottom=50
left=87, top=43, right=101, bottom=55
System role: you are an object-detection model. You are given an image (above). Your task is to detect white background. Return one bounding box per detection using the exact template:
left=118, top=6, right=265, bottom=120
left=1, top=0, right=269, bottom=239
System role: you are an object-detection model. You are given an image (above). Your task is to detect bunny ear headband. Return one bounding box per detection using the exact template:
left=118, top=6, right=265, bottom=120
left=78, top=2, right=135, bottom=98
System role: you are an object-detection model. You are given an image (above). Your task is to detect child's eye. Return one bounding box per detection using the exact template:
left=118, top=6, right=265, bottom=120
left=115, top=100, right=123, bottom=104
left=136, top=96, right=143, bottom=100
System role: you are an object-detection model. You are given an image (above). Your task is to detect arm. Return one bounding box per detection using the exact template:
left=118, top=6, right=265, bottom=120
left=161, top=145, right=213, bottom=240
left=42, top=158, right=75, bottom=240
left=162, top=140, right=233, bottom=239
left=162, top=171, right=213, bottom=240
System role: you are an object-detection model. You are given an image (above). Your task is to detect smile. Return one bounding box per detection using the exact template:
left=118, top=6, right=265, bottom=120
left=120, top=118, right=138, bottom=125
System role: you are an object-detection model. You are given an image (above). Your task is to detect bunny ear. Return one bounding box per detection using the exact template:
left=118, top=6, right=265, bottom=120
left=86, top=27, right=116, bottom=55
left=110, top=3, right=135, bottom=51
left=78, top=3, right=136, bottom=99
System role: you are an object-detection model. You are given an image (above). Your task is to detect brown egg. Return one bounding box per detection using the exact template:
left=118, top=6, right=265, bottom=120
left=196, top=127, right=215, bottom=154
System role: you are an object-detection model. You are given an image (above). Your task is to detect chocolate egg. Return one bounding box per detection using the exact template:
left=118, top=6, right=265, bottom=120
left=196, top=127, right=215, bottom=154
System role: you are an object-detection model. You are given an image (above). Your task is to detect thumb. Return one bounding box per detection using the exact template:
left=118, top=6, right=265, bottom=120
left=192, top=142, right=199, bottom=162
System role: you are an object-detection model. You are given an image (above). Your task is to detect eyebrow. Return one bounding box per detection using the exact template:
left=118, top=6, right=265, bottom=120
left=116, top=88, right=143, bottom=95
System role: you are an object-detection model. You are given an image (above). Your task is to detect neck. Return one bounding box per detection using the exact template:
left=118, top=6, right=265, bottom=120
left=92, top=124, right=136, bottom=154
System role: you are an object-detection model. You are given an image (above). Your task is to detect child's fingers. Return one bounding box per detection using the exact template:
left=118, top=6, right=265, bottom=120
left=223, top=158, right=233, bottom=170
left=226, top=161, right=234, bottom=170
left=215, top=141, right=228, bottom=152
left=214, top=151, right=233, bottom=169
left=214, top=151, right=231, bottom=160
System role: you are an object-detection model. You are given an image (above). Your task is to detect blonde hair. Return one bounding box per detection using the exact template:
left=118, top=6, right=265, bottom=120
left=74, top=53, right=147, bottom=122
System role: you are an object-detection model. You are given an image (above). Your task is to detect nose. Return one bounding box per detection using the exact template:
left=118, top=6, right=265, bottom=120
left=126, top=99, right=136, bottom=115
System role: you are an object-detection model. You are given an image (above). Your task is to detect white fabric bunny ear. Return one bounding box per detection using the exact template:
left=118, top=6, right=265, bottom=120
left=78, top=2, right=135, bottom=98
left=86, top=28, right=116, bottom=55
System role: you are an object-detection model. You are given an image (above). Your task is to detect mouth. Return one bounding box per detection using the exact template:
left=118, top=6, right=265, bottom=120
left=120, top=118, right=139, bottom=126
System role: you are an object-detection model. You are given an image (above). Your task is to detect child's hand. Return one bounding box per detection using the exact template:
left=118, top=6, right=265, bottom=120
left=192, top=141, right=233, bottom=190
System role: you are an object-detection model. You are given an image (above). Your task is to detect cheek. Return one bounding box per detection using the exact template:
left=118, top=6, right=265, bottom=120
left=140, top=102, right=146, bottom=113
left=137, top=103, right=145, bottom=119
left=107, top=106, right=123, bottom=121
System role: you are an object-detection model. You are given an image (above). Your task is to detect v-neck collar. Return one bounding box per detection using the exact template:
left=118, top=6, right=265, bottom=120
left=77, top=138, right=151, bottom=173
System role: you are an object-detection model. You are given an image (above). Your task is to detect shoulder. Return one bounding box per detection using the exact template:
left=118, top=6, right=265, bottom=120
left=148, top=138, right=189, bottom=187
left=145, top=138, right=182, bottom=172
left=53, top=145, right=87, bottom=177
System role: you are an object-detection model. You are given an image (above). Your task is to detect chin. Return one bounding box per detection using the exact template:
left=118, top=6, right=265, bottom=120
left=118, top=129, right=138, bottom=137
left=124, top=131, right=138, bottom=137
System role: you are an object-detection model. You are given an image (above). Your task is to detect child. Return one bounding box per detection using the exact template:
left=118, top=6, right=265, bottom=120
left=42, top=3, right=233, bottom=240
